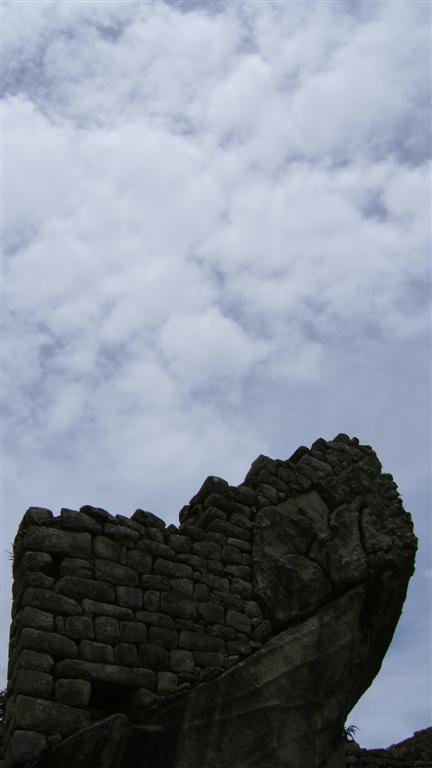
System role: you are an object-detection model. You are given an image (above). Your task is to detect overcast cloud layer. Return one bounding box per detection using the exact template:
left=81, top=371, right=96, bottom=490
left=1, top=0, right=431, bottom=748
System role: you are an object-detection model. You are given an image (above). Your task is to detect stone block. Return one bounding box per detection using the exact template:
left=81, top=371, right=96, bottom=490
left=123, top=688, right=158, bottom=709
left=142, top=590, right=160, bottom=611
left=13, top=695, right=90, bottom=734
left=226, top=537, right=252, bottom=553
left=209, top=624, right=236, bottom=640
left=17, top=650, right=54, bottom=673
left=80, top=639, right=114, bottom=664
left=230, top=578, right=253, bottom=599
left=136, top=610, right=175, bottom=628
left=145, top=527, right=164, bottom=543
left=115, top=642, right=139, bottom=666
left=244, top=601, right=263, bottom=619
left=18, top=628, right=78, bottom=659
left=20, top=551, right=53, bottom=572
left=55, top=659, right=156, bottom=690
left=169, top=649, right=194, bottom=674
left=167, top=534, right=191, bottom=554
left=177, top=554, right=207, bottom=573
left=81, top=600, right=133, bottom=619
left=126, top=551, right=152, bottom=574
left=22, top=526, right=91, bottom=558
left=138, top=643, right=169, bottom=670
left=56, top=576, right=115, bottom=603
left=93, top=536, right=123, bottom=562
left=94, top=559, right=138, bottom=586
left=215, top=591, right=244, bottom=611
left=22, top=588, right=82, bottom=616
left=148, top=627, right=177, bottom=650
left=226, top=639, right=251, bottom=655
left=171, top=578, right=194, bottom=597
left=224, top=564, right=252, bottom=580
left=154, top=559, right=192, bottom=579
left=252, top=619, right=272, bottom=642
left=7, top=730, right=47, bottom=766
left=179, top=631, right=224, bottom=652
left=226, top=609, right=252, bottom=635
left=22, top=507, right=53, bottom=525
left=18, top=607, right=54, bottom=632
left=137, top=540, right=175, bottom=561
left=192, top=541, right=222, bottom=560
left=119, top=621, right=147, bottom=644
left=22, top=571, right=54, bottom=591
left=194, top=583, right=210, bottom=601
left=200, top=573, right=229, bottom=592
left=64, top=616, right=94, bottom=640
left=94, top=616, right=120, bottom=644
left=207, top=560, right=224, bottom=575
left=160, top=593, right=197, bottom=619
left=59, top=509, right=103, bottom=533
left=157, top=671, right=178, bottom=694
left=80, top=504, right=115, bottom=522
left=140, top=575, right=170, bottom=591
left=116, top=586, right=142, bottom=609
left=197, top=602, right=225, bottom=624
left=54, top=678, right=91, bottom=708
left=193, top=651, right=225, bottom=668
left=104, top=523, right=140, bottom=544
left=60, top=558, right=94, bottom=579
left=132, top=509, right=166, bottom=529
left=15, top=669, right=53, bottom=698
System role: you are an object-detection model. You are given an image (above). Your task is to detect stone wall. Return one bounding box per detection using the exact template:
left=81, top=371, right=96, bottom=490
left=1, top=434, right=420, bottom=768
left=3, top=476, right=269, bottom=766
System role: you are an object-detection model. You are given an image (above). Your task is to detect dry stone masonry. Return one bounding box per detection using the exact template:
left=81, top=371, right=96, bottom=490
left=1, top=435, right=424, bottom=768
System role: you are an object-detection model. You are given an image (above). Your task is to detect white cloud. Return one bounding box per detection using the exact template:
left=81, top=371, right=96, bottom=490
left=1, top=0, right=430, bottom=747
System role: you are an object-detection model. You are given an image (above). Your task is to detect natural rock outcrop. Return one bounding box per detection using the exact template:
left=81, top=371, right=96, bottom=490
left=1, top=435, right=419, bottom=767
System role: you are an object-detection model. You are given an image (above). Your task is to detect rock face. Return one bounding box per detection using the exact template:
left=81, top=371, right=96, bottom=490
left=1, top=435, right=418, bottom=768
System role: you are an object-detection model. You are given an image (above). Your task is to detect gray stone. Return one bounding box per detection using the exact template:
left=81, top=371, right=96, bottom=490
left=140, top=574, right=170, bottom=591
left=18, top=607, right=54, bottom=632
left=157, top=671, right=178, bottom=694
left=171, top=578, right=194, bottom=597
left=64, top=616, right=94, bottom=640
left=95, top=559, right=139, bottom=586
left=148, top=627, right=177, bottom=649
left=142, top=590, right=160, bottom=611
left=59, top=509, right=103, bottom=533
left=196, top=602, right=224, bottom=624
left=80, top=639, right=114, bottom=664
left=154, top=559, right=191, bottom=579
left=169, top=649, right=194, bottom=674
left=17, top=650, right=54, bottom=673
left=104, top=523, right=140, bottom=544
left=22, top=588, right=82, bottom=615
left=138, top=643, right=169, bottom=670
left=115, top=643, right=139, bottom=666
left=126, top=550, right=152, bottom=574
left=93, top=536, right=123, bottom=562
left=179, top=631, right=224, bottom=652
left=137, top=539, right=174, bottom=560
left=20, top=551, right=53, bottom=572
left=8, top=729, right=47, bottom=765
left=167, top=534, right=191, bottom=554
left=54, top=659, right=156, bottom=690
left=22, top=526, right=91, bottom=558
left=54, top=678, right=91, bottom=708
left=56, top=576, right=115, bottom=603
left=132, top=509, right=166, bottom=528
left=119, top=621, right=147, bottom=644
left=136, top=610, right=175, bottom=628
left=60, top=557, right=94, bottom=579
left=226, top=610, right=251, bottom=635
left=116, top=586, right=142, bottom=608
left=193, top=651, right=224, bottom=668
left=160, top=593, right=197, bottom=619
left=18, top=628, right=78, bottom=659
left=13, top=695, right=90, bottom=734
left=81, top=599, right=133, bottom=620
left=94, top=616, right=120, bottom=644
left=192, top=541, right=222, bottom=560
left=80, top=505, right=115, bottom=523
left=15, top=669, right=53, bottom=698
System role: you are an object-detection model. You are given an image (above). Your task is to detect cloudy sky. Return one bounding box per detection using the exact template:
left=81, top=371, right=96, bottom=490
left=1, top=0, right=430, bottom=747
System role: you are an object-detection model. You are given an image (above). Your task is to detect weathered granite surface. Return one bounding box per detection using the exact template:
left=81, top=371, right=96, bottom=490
left=1, top=435, right=420, bottom=767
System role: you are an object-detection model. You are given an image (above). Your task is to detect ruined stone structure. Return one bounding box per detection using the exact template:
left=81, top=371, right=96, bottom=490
left=1, top=434, right=424, bottom=768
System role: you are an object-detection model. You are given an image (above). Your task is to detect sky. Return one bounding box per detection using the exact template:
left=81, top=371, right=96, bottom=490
left=1, top=0, right=431, bottom=749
